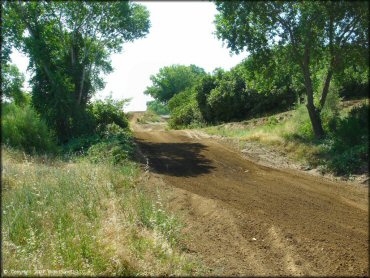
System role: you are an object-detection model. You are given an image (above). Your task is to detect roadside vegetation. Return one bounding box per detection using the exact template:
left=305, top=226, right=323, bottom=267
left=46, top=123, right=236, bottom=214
left=2, top=2, right=201, bottom=275
left=2, top=95, right=201, bottom=276
left=136, top=110, right=161, bottom=124
left=203, top=98, right=368, bottom=176
left=144, top=2, right=368, bottom=178
left=2, top=95, right=201, bottom=275
left=2, top=145, right=199, bottom=276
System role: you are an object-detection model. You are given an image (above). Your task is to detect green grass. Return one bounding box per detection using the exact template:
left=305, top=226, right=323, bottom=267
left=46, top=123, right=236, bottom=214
left=2, top=147, right=201, bottom=276
left=200, top=99, right=369, bottom=177
left=1, top=103, right=57, bottom=154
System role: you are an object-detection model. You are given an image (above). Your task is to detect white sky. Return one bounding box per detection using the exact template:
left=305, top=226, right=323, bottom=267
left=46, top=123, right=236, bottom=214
left=10, top=1, right=247, bottom=112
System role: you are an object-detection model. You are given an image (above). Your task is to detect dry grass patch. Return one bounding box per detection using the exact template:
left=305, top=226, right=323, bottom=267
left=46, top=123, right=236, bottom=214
left=2, top=147, right=201, bottom=276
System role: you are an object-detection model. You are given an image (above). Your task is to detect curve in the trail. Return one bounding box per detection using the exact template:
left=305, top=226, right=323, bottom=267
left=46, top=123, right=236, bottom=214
left=133, top=126, right=368, bottom=276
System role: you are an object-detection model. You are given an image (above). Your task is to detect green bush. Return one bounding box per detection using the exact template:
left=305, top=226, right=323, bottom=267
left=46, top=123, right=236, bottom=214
left=88, top=97, right=129, bottom=133
left=62, top=134, right=101, bottom=154
left=336, top=64, right=369, bottom=100
left=336, top=104, right=368, bottom=145
left=2, top=103, right=57, bottom=153
left=168, top=89, right=204, bottom=129
left=327, top=144, right=367, bottom=175
left=146, top=100, right=169, bottom=115
left=206, top=70, right=248, bottom=123
left=195, top=64, right=296, bottom=125
left=323, top=104, right=368, bottom=175
left=86, top=124, right=135, bottom=164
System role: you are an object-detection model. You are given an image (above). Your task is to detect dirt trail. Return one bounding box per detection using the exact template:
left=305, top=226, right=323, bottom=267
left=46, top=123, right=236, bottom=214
left=132, top=114, right=368, bottom=276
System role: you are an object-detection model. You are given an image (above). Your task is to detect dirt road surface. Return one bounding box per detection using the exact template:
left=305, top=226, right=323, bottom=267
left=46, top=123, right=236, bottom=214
left=131, top=113, right=368, bottom=276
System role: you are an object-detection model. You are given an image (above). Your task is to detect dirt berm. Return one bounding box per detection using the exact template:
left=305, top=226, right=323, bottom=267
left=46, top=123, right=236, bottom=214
left=132, top=114, right=368, bottom=276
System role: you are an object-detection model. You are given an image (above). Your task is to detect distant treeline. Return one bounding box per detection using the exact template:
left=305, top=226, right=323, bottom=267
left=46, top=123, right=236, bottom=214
left=145, top=49, right=368, bottom=129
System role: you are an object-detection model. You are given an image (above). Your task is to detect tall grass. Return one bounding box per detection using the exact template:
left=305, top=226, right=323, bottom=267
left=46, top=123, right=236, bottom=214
left=2, top=148, right=200, bottom=276
left=2, top=103, right=57, bottom=153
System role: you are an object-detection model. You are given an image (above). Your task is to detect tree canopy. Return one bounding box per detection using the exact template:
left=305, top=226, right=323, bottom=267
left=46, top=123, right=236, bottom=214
left=214, top=1, right=368, bottom=138
left=1, top=64, right=29, bottom=105
left=3, top=1, right=150, bottom=141
left=144, top=64, right=206, bottom=103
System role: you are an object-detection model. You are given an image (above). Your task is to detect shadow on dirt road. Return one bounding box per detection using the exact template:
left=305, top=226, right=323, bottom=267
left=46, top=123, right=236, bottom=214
left=135, top=139, right=215, bottom=177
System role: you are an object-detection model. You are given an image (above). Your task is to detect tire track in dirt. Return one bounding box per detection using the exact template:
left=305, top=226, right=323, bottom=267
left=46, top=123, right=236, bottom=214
left=132, top=119, right=368, bottom=276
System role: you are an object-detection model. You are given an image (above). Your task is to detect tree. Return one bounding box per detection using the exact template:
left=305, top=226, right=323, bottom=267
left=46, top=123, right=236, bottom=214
left=214, top=1, right=368, bottom=138
left=146, top=100, right=170, bottom=115
left=3, top=1, right=150, bottom=141
left=144, top=64, right=206, bottom=103
left=1, top=64, right=29, bottom=105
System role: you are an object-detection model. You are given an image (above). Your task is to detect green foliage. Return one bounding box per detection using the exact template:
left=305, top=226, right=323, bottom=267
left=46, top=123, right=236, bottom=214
left=1, top=64, right=29, bottom=106
left=88, top=96, right=129, bottom=133
left=168, top=90, right=204, bottom=129
left=2, top=147, right=199, bottom=275
left=320, top=86, right=341, bottom=135
left=86, top=124, right=135, bottom=165
left=146, top=100, right=170, bottom=115
left=1, top=103, right=57, bottom=153
left=144, top=64, right=206, bottom=103
left=205, top=69, right=248, bottom=122
left=62, top=134, right=101, bottom=155
left=336, top=65, right=369, bottom=100
left=173, top=59, right=297, bottom=128
left=4, top=2, right=150, bottom=141
left=167, top=88, right=193, bottom=112
left=137, top=192, right=182, bottom=248
left=214, top=1, right=368, bottom=138
left=326, top=104, right=368, bottom=175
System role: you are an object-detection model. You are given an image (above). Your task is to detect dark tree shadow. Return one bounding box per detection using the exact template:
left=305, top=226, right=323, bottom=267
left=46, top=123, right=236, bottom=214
left=135, top=138, right=215, bottom=177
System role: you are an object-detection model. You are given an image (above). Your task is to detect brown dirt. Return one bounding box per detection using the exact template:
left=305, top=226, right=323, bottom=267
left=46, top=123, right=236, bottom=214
left=131, top=114, right=369, bottom=276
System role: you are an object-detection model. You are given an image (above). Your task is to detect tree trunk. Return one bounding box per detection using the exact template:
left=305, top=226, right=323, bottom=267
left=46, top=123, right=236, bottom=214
left=302, top=59, right=325, bottom=139
left=306, top=102, right=325, bottom=139
left=320, top=68, right=333, bottom=110
left=77, top=67, right=85, bottom=105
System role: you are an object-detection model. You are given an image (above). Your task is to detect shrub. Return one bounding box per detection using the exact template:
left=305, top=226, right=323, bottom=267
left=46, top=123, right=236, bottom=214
left=168, top=89, right=193, bottom=112
left=168, top=90, right=204, bottom=129
left=146, top=100, right=170, bottom=115
left=168, top=103, right=201, bottom=129
left=327, top=144, right=367, bottom=175
left=62, top=134, right=101, bottom=154
left=206, top=74, right=248, bottom=122
left=86, top=124, right=135, bottom=164
left=325, top=104, right=368, bottom=175
left=88, top=96, right=129, bottom=133
left=336, top=104, right=368, bottom=145
left=1, top=103, right=57, bottom=153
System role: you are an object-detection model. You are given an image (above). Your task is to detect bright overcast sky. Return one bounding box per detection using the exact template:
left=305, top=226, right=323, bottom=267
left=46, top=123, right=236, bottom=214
left=10, top=1, right=247, bottom=112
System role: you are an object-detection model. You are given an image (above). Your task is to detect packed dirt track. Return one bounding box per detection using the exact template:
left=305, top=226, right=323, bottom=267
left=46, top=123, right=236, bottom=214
left=131, top=113, right=368, bottom=276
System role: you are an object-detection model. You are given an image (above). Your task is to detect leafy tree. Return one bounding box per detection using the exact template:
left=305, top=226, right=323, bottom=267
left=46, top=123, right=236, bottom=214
left=146, top=100, right=170, bottom=115
left=1, top=64, right=29, bottom=105
left=195, top=74, right=218, bottom=122
left=144, top=64, right=206, bottom=103
left=3, top=2, right=150, bottom=141
left=214, top=1, right=368, bottom=138
left=206, top=68, right=249, bottom=122
left=87, top=96, right=130, bottom=134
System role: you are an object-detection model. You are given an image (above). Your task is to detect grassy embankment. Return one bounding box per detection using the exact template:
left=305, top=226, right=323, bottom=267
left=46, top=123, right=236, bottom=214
left=134, top=110, right=161, bottom=124
left=201, top=99, right=368, bottom=177
left=2, top=134, right=201, bottom=275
